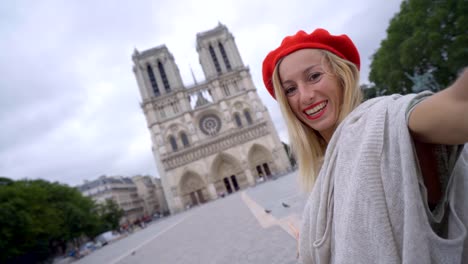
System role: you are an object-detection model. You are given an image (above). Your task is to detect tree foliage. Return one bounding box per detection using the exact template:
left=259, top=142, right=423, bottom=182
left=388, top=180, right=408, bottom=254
left=369, top=0, right=468, bottom=95
left=0, top=178, right=124, bottom=263
left=97, top=199, right=124, bottom=231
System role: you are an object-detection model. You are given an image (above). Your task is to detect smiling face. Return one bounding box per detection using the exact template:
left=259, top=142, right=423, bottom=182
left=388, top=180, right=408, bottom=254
left=278, top=49, right=343, bottom=142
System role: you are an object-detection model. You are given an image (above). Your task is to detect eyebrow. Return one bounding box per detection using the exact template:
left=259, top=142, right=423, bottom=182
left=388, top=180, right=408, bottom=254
left=281, top=64, right=321, bottom=86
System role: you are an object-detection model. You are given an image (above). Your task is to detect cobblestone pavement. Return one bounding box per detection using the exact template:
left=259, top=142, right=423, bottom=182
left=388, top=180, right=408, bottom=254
left=76, top=171, right=306, bottom=264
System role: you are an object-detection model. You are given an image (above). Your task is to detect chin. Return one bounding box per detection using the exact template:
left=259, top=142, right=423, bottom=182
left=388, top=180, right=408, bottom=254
left=306, top=116, right=337, bottom=134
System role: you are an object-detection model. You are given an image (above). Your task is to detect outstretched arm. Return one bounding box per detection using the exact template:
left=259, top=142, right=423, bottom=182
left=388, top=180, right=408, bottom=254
left=409, top=68, right=468, bottom=145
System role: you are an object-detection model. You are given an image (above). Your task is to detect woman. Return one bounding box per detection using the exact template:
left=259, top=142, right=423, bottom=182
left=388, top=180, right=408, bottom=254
left=262, top=29, right=468, bottom=263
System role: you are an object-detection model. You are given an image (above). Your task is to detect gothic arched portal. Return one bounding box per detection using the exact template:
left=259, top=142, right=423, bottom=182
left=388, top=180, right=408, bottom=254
left=247, top=144, right=275, bottom=181
left=178, top=171, right=207, bottom=209
left=210, top=153, right=246, bottom=195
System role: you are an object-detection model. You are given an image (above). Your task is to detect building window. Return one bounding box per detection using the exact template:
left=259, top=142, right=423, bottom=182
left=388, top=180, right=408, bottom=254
left=209, top=45, right=222, bottom=74
left=158, top=61, right=171, bottom=92
left=244, top=110, right=253, bottom=125
left=234, top=113, right=242, bottom=128
left=180, top=132, right=189, bottom=147
left=147, top=64, right=160, bottom=96
left=218, top=42, right=231, bottom=70
left=169, top=136, right=178, bottom=151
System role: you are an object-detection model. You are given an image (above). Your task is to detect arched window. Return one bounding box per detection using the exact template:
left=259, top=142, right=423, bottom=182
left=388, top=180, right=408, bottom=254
left=234, top=113, right=242, bottom=128
left=147, top=64, right=160, bottom=96
left=244, top=109, right=253, bottom=125
left=180, top=132, right=189, bottom=147
left=158, top=61, right=171, bottom=92
left=218, top=42, right=231, bottom=70
left=209, top=45, right=222, bottom=74
left=169, top=136, right=178, bottom=151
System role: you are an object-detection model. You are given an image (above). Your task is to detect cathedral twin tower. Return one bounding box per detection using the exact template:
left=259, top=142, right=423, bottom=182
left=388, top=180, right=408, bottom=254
left=132, top=23, right=290, bottom=213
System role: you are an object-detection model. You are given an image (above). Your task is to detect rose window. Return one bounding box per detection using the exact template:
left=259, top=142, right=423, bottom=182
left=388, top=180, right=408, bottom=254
left=199, top=114, right=222, bottom=136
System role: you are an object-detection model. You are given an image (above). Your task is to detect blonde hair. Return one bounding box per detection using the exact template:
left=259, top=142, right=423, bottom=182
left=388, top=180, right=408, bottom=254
left=272, top=50, right=362, bottom=192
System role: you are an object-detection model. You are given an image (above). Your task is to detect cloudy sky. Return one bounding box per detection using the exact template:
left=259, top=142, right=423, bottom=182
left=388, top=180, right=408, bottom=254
left=1, top=0, right=403, bottom=186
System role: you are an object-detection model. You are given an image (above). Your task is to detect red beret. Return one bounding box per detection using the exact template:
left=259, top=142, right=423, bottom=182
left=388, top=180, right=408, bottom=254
left=262, top=28, right=360, bottom=99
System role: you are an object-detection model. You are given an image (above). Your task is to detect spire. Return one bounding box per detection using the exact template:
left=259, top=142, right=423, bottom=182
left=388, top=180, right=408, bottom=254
left=195, top=91, right=209, bottom=108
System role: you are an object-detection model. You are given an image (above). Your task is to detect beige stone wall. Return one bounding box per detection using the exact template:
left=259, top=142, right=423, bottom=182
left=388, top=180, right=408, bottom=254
left=80, top=176, right=146, bottom=224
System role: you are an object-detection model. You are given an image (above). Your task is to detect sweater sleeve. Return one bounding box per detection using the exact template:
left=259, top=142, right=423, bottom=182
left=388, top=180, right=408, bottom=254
left=404, top=90, right=433, bottom=120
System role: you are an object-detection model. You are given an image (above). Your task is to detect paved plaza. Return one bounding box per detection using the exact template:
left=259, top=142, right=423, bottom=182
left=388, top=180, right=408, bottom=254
left=76, top=171, right=307, bottom=264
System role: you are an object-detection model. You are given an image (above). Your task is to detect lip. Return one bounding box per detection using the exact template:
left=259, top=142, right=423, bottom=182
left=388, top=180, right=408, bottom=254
left=303, top=100, right=327, bottom=111
left=303, top=100, right=327, bottom=120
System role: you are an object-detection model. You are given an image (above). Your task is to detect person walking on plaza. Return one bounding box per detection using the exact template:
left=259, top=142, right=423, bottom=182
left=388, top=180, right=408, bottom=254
left=262, top=28, right=468, bottom=263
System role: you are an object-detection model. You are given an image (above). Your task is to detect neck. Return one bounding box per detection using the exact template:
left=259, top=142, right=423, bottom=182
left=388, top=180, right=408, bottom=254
left=319, top=126, right=336, bottom=143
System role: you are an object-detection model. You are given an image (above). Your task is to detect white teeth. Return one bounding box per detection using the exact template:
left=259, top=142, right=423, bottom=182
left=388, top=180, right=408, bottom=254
left=305, top=101, right=327, bottom=115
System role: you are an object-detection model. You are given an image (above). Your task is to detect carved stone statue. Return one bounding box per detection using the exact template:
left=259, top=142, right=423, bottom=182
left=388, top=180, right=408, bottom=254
left=405, top=71, right=440, bottom=93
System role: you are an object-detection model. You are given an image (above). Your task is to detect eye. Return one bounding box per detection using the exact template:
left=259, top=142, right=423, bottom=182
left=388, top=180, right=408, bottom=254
left=307, top=72, right=323, bottom=82
left=284, top=86, right=297, bottom=97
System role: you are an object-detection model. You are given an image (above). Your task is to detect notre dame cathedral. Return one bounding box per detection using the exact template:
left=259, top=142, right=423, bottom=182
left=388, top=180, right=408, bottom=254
left=131, top=23, right=291, bottom=214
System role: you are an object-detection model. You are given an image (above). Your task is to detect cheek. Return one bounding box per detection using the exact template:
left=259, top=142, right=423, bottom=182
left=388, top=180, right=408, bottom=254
left=337, top=86, right=344, bottom=105
left=287, top=98, right=301, bottom=115
left=328, top=80, right=343, bottom=104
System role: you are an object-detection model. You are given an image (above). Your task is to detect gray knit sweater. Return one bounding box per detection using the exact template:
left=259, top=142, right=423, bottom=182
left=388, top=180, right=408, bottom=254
left=300, top=93, right=468, bottom=263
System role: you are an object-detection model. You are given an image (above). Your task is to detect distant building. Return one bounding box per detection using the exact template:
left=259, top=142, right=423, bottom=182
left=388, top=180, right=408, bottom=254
left=132, top=175, right=169, bottom=216
left=78, top=175, right=145, bottom=224
left=131, top=23, right=291, bottom=214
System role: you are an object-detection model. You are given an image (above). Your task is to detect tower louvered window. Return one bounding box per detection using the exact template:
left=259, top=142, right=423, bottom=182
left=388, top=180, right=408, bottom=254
left=209, top=45, right=222, bottom=74
left=169, top=136, right=178, bottom=151
left=218, top=42, right=231, bottom=70
left=234, top=113, right=242, bottom=128
left=158, top=61, right=171, bottom=92
left=147, top=64, right=160, bottom=96
left=180, top=132, right=189, bottom=147
left=244, top=110, right=253, bottom=125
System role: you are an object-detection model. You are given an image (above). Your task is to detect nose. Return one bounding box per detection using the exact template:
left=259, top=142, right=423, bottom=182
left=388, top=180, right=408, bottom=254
left=298, top=82, right=315, bottom=105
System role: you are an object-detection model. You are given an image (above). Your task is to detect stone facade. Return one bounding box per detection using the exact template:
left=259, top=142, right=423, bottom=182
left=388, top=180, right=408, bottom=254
left=78, top=175, right=145, bottom=224
left=132, top=175, right=169, bottom=216
left=132, top=23, right=291, bottom=214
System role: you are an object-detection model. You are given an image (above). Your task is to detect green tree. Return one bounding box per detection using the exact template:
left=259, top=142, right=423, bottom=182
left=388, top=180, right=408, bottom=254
left=97, top=199, right=124, bottom=231
left=361, top=84, right=378, bottom=100
left=282, top=141, right=297, bottom=168
left=0, top=179, right=102, bottom=263
left=0, top=177, right=13, bottom=186
left=369, top=0, right=468, bottom=95
left=45, top=181, right=102, bottom=246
